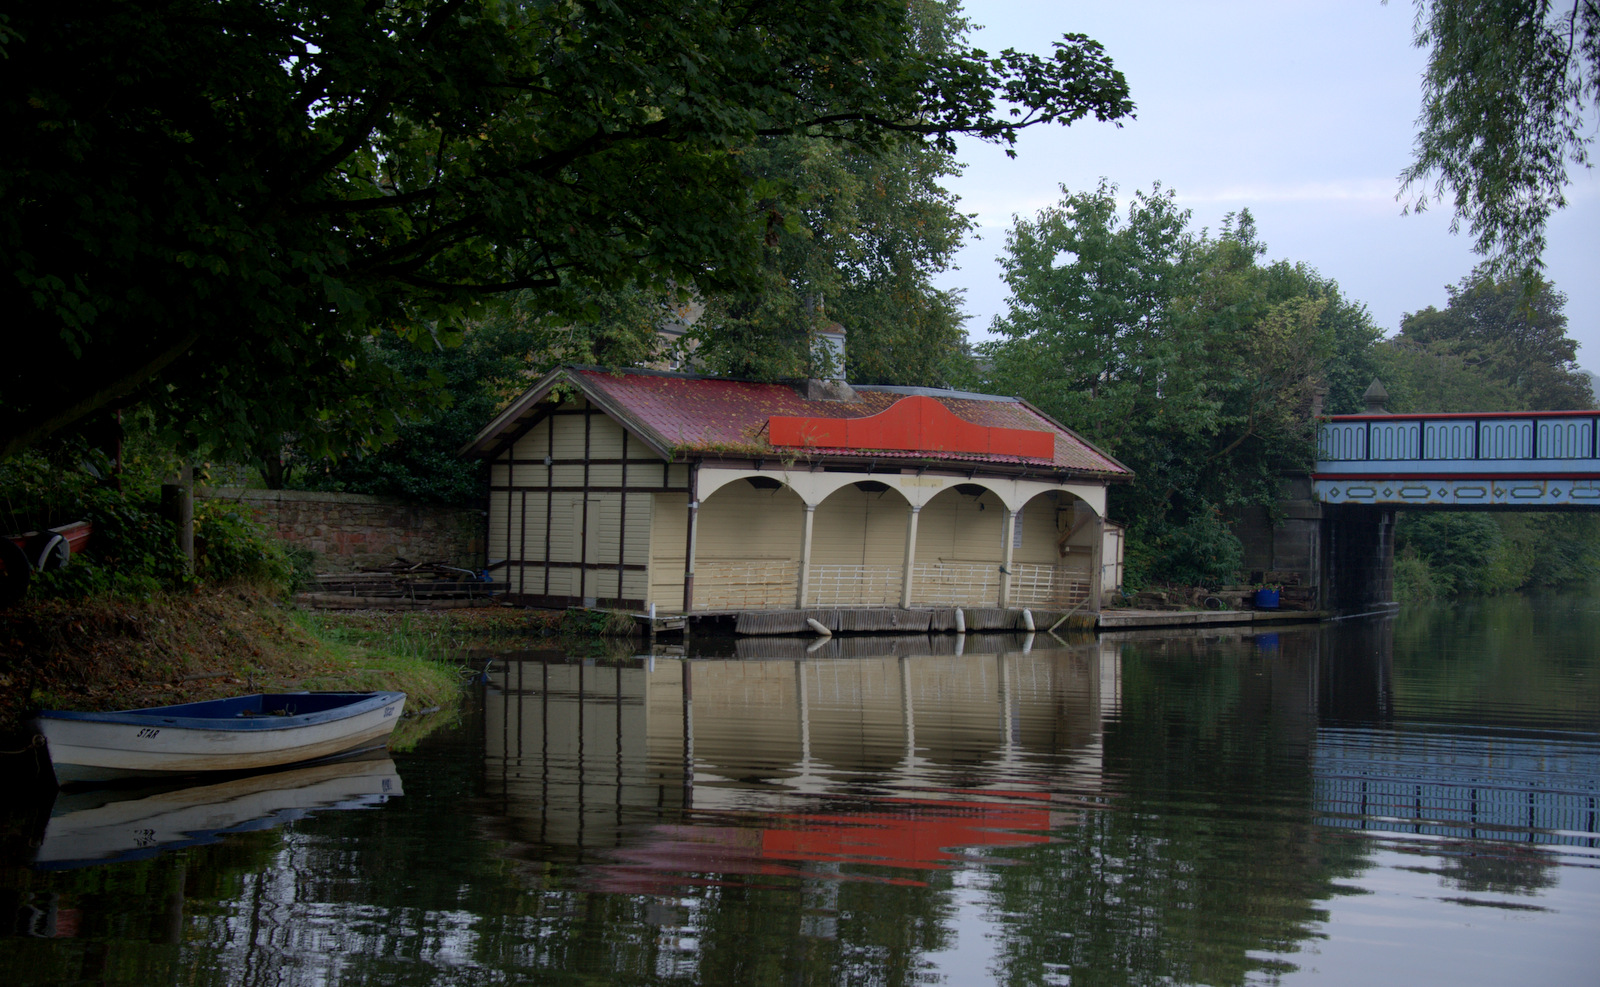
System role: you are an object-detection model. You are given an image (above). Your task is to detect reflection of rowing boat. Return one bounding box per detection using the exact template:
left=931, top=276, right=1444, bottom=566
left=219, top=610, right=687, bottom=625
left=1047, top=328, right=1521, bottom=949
left=33, top=754, right=403, bottom=869
left=35, top=691, right=406, bottom=783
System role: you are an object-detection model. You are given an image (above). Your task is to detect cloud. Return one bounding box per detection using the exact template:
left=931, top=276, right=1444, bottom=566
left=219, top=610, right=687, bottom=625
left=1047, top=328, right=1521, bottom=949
left=1177, top=179, right=1397, bottom=206
left=957, top=178, right=1405, bottom=228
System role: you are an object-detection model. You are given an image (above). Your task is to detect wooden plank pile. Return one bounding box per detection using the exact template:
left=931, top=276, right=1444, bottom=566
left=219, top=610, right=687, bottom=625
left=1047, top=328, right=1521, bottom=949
left=297, top=559, right=506, bottom=609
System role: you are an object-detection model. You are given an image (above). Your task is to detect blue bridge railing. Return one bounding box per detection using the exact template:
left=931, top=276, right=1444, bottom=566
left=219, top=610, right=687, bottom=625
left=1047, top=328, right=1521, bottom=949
left=1314, top=412, right=1600, bottom=507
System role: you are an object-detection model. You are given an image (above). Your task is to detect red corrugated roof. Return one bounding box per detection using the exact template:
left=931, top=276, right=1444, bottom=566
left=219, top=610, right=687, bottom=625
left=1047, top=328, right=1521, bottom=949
left=573, top=369, right=1128, bottom=476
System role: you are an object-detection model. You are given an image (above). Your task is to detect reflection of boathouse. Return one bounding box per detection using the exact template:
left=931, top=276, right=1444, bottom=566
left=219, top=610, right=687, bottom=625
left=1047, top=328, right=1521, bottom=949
left=463, top=367, right=1129, bottom=616
left=482, top=640, right=1119, bottom=856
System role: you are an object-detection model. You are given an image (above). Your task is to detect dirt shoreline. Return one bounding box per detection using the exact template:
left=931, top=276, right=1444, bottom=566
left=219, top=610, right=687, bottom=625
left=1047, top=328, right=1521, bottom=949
left=0, top=593, right=561, bottom=779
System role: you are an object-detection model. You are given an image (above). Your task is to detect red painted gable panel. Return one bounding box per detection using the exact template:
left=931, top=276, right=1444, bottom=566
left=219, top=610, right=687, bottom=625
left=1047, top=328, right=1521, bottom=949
left=769, top=394, right=1054, bottom=459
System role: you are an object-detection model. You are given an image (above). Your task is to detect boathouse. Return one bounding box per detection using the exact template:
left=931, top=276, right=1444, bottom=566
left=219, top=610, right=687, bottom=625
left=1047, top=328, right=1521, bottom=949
left=462, top=366, right=1130, bottom=620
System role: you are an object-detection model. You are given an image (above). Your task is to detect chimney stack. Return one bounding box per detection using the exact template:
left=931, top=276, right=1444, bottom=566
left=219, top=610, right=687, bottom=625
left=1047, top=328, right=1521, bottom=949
left=814, top=322, right=847, bottom=382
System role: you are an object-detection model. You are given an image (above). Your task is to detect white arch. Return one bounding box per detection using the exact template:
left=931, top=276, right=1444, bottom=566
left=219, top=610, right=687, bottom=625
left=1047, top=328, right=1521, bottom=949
left=696, top=466, right=1106, bottom=516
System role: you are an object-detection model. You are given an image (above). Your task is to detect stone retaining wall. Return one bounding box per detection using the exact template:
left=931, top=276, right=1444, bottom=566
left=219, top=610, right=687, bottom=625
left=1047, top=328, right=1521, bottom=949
left=201, top=487, right=486, bottom=573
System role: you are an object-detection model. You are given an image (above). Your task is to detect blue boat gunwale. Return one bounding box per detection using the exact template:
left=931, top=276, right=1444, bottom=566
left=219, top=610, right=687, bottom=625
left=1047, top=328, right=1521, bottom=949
left=35, top=691, right=405, bottom=732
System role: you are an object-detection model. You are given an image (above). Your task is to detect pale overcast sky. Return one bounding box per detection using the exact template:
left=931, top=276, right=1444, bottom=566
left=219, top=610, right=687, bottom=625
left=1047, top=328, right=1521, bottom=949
left=934, top=1, right=1600, bottom=371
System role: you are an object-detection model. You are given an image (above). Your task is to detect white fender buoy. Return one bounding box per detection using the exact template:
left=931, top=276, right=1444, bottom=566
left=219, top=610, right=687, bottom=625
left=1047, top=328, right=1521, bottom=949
left=954, top=608, right=966, bottom=634
left=806, top=618, right=832, bottom=638
left=35, top=533, right=70, bottom=572
left=1021, top=608, right=1035, bottom=632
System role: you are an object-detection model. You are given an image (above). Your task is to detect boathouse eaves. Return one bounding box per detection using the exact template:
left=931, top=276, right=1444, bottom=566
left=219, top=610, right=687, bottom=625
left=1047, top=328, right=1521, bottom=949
left=465, top=365, right=1132, bottom=480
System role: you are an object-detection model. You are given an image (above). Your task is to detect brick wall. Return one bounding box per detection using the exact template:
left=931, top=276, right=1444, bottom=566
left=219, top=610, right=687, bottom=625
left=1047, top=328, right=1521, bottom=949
left=201, top=487, right=486, bottom=573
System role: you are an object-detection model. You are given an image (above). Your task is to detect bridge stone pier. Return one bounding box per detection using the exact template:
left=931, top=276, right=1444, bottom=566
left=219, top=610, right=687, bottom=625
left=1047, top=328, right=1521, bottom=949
left=1234, top=481, right=1396, bottom=613
left=1238, top=387, right=1600, bottom=613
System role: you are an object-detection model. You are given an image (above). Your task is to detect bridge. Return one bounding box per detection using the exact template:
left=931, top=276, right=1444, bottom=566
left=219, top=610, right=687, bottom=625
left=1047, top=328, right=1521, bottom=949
left=1235, top=391, right=1600, bottom=613
left=1314, top=410, right=1600, bottom=508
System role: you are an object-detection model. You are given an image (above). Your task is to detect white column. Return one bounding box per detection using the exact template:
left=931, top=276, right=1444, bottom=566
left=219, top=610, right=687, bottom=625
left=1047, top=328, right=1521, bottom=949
left=682, top=464, right=700, bottom=611
left=899, top=656, right=915, bottom=764
left=797, top=503, right=817, bottom=608
left=1089, top=512, right=1105, bottom=611
left=900, top=505, right=921, bottom=608
left=999, top=508, right=1018, bottom=607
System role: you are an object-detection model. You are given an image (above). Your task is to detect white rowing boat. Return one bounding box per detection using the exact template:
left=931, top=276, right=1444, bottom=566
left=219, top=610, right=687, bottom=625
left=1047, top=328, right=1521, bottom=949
left=35, top=691, right=406, bottom=784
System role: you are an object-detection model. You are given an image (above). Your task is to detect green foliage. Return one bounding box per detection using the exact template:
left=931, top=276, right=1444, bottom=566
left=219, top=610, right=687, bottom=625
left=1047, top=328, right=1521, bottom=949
left=192, top=501, right=300, bottom=594
left=1519, top=513, right=1600, bottom=587
left=1397, top=512, right=1532, bottom=598
left=0, top=445, right=189, bottom=599
left=29, top=492, right=190, bottom=601
left=1, top=0, right=1133, bottom=461
left=688, top=133, right=975, bottom=385
left=559, top=608, right=639, bottom=638
left=1401, top=1, right=1600, bottom=278
left=1, top=440, right=307, bottom=599
left=1397, top=511, right=1600, bottom=600
left=1382, top=268, right=1592, bottom=412
left=1125, top=511, right=1245, bottom=590
left=980, top=183, right=1378, bottom=585
left=1393, top=546, right=1443, bottom=604
left=571, top=3, right=982, bottom=387
left=291, top=316, right=544, bottom=503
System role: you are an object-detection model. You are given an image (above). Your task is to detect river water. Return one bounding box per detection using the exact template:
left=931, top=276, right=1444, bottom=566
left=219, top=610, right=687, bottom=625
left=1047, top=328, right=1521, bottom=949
left=1, top=593, right=1597, bottom=986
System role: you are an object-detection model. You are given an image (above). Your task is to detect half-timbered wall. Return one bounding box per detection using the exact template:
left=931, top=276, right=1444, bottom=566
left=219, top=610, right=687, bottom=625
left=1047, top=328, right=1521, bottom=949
left=489, top=398, right=678, bottom=608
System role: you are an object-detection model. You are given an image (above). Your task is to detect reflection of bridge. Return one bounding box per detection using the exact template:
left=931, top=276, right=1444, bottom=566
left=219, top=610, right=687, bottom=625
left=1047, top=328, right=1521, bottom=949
left=1315, top=728, right=1600, bottom=847
left=1240, top=406, right=1600, bottom=612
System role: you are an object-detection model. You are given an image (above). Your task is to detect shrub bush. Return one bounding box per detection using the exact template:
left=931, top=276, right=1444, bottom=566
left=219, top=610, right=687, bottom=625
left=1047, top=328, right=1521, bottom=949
left=1128, top=510, right=1244, bottom=590
left=193, top=501, right=300, bottom=594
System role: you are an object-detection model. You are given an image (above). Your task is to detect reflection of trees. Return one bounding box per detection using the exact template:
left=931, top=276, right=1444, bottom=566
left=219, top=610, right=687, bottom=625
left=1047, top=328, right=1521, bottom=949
left=686, top=877, right=956, bottom=986
left=984, top=634, right=1370, bottom=986
left=1387, top=594, right=1600, bottom=730
left=1422, top=847, right=1559, bottom=896
left=0, top=827, right=283, bottom=987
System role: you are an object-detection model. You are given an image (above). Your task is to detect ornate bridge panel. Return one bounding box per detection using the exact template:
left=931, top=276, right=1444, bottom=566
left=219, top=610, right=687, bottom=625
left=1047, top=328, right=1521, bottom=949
left=1314, top=412, right=1600, bottom=508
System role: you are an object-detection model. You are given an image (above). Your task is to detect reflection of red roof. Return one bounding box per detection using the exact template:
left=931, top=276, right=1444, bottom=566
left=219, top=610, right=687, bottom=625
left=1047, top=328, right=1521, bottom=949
left=589, top=793, right=1057, bottom=895
left=468, top=367, right=1128, bottom=476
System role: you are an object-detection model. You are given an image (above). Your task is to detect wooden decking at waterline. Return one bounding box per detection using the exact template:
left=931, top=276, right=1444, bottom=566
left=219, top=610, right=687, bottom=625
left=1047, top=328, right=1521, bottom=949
left=621, top=606, right=1098, bottom=636
left=630, top=605, right=1328, bottom=637
left=1096, top=608, right=1329, bottom=630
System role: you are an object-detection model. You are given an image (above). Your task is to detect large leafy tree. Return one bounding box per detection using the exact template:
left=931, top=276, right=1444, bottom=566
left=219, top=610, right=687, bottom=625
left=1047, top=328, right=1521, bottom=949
left=981, top=183, right=1380, bottom=585
left=0, top=0, right=1133, bottom=460
left=1384, top=269, right=1592, bottom=411
left=1399, top=0, right=1599, bottom=276
left=685, top=133, right=974, bottom=385
left=593, top=1, right=982, bottom=386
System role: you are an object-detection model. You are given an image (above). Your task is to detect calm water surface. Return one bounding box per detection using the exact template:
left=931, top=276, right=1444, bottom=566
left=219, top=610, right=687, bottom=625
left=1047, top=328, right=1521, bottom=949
left=1, top=593, right=1597, bottom=986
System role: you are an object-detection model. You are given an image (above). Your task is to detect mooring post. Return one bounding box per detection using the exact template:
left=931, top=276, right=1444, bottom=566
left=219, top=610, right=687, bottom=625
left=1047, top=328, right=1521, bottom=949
left=160, top=464, right=194, bottom=572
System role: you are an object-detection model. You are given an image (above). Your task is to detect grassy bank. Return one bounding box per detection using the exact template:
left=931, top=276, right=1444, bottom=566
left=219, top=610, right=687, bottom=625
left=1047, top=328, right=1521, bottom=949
left=0, top=591, right=552, bottom=738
